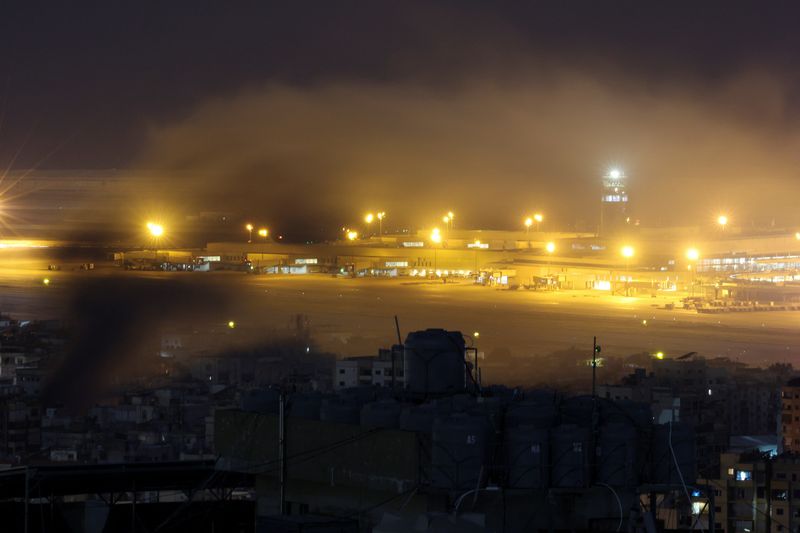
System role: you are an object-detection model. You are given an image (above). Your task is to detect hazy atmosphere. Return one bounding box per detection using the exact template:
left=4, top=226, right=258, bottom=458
left=1, top=4, right=800, bottom=532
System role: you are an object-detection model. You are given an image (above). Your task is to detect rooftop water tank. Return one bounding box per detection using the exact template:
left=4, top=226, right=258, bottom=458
left=560, top=397, right=594, bottom=427
left=404, top=329, right=466, bottom=396
left=551, top=424, right=592, bottom=488
left=431, top=413, right=489, bottom=490
left=596, top=421, right=639, bottom=487
left=651, top=422, right=696, bottom=485
left=360, top=399, right=402, bottom=429
left=505, top=425, right=550, bottom=489
left=505, top=400, right=557, bottom=429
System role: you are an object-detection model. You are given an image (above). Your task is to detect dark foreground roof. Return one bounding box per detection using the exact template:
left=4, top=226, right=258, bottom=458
left=0, top=460, right=253, bottom=500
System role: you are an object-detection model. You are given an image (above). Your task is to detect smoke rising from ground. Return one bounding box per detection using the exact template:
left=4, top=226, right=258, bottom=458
left=139, top=70, right=800, bottom=237
left=44, top=276, right=232, bottom=410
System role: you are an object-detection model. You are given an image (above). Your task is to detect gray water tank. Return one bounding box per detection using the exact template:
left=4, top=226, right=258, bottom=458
left=596, top=421, right=639, bottom=486
left=288, top=393, right=323, bottom=420
left=505, top=400, right=557, bottom=429
left=320, top=398, right=361, bottom=424
left=601, top=400, right=652, bottom=427
left=431, top=413, right=489, bottom=490
left=404, top=329, right=466, bottom=396
left=560, top=397, right=595, bottom=427
left=505, top=425, right=550, bottom=488
left=360, top=399, right=402, bottom=429
left=551, top=424, right=592, bottom=488
left=399, top=403, right=438, bottom=433
left=651, top=422, right=696, bottom=485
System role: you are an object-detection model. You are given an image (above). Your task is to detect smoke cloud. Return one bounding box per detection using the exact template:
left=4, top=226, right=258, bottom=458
left=139, top=69, right=800, bottom=238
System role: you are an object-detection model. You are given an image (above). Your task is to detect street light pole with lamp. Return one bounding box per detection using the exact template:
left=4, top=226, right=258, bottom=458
left=245, top=223, right=254, bottom=243
left=534, top=213, right=543, bottom=232
left=146, top=222, right=164, bottom=262
left=686, top=248, right=700, bottom=297
left=524, top=217, right=533, bottom=236
left=377, top=212, right=385, bottom=236
left=621, top=245, right=635, bottom=296
left=717, top=215, right=728, bottom=233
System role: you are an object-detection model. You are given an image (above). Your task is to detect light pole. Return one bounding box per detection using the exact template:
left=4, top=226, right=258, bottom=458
left=245, top=223, right=254, bottom=243
left=686, top=248, right=699, bottom=297
left=545, top=241, right=555, bottom=280
left=430, top=228, right=442, bottom=272
left=524, top=217, right=533, bottom=236
left=146, top=222, right=164, bottom=262
left=364, top=213, right=374, bottom=236
left=377, top=212, right=385, bottom=236
left=717, top=215, right=728, bottom=233
left=621, top=245, right=635, bottom=296
left=448, top=211, right=454, bottom=230
left=534, top=213, right=543, bottom=232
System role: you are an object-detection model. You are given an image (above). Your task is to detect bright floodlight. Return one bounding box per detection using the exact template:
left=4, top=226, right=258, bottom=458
left=795, top=232, right=800, bottom=241
left=430, top=227, right=442, bottom=243
left=442, top=215, right=450, bottom=224
left=377, top=212, right=385, bottom=220
left=146, top=222, right=164, bottom=238
left=546, top=242, right=555, bottom=254
left=686, top=248, right=700, bottom=261
left=524, top=217, right=533, bottom=228
left=609, top=169, right=621, bottom=179
left=621, top=245, right=635, bottom=258
left=717, top=215, right=728, bottom=227
left=227, top=320, right=236, bottom=329
left=534, top=213, right=543, bottom=223
left=364, top=213, right=374, bottom=224
left=346, top=230, right=358, bottom=241
left=447, top=211, right=454, bottom=219
left=655, top=351, right=665, bottom=360
left=258, top=228, right=268, bottom=238
left=245, top=223, right=253, bottom=231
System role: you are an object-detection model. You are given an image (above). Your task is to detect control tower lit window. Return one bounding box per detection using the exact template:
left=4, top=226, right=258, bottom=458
left=600, top=168, right=630, bottom=236
left=602, top=168, right=628, bottom=204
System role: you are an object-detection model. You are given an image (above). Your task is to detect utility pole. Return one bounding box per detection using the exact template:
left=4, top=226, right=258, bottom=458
left=592, top=336, right=597, bottom=397
left=279, top=390, right=287, bottom=515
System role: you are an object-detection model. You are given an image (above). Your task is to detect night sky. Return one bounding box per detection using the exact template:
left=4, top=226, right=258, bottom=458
left=2, top=2, right=800, bottom=234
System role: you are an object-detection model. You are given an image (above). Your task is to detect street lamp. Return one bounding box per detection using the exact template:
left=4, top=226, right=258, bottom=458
left=545, top=241, right=555, bottom=279
left=346, top=230, right=358, bottom=241
left=524, top=217, right=533, bottom=235
left=364, top=213, right=375, bottom=237
left=686, top=248, right=700, bottom=297
left=717, top=215, right=728, bottom=232
left=377, top=212, right=385, bottom=236
left=146, top=222, right=164, bottom=261
left=245, top=223, right=254, bottom=243
left=534, top=213, right=543, bottom=232
left=621, top=245, right=634, bottom=296
left=448, top=211, right=454, bottom=230
left=430, top=227, right=442, bottom=244
left=258, top=228, right=268, bottom=239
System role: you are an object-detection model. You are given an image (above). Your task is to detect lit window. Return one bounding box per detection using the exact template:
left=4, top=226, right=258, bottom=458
left=735, top=470, right=752, bottom=481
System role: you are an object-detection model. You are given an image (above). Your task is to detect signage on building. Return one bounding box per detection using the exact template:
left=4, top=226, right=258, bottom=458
left=385, top=261, right=408, bottom=267
left=402, top=241, right=424, bottom=248
left=295, top=258, right=318, bottom=265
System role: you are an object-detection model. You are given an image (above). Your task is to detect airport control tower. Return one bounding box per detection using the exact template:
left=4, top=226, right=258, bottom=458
left=599, top=168, right=629, bottom=236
